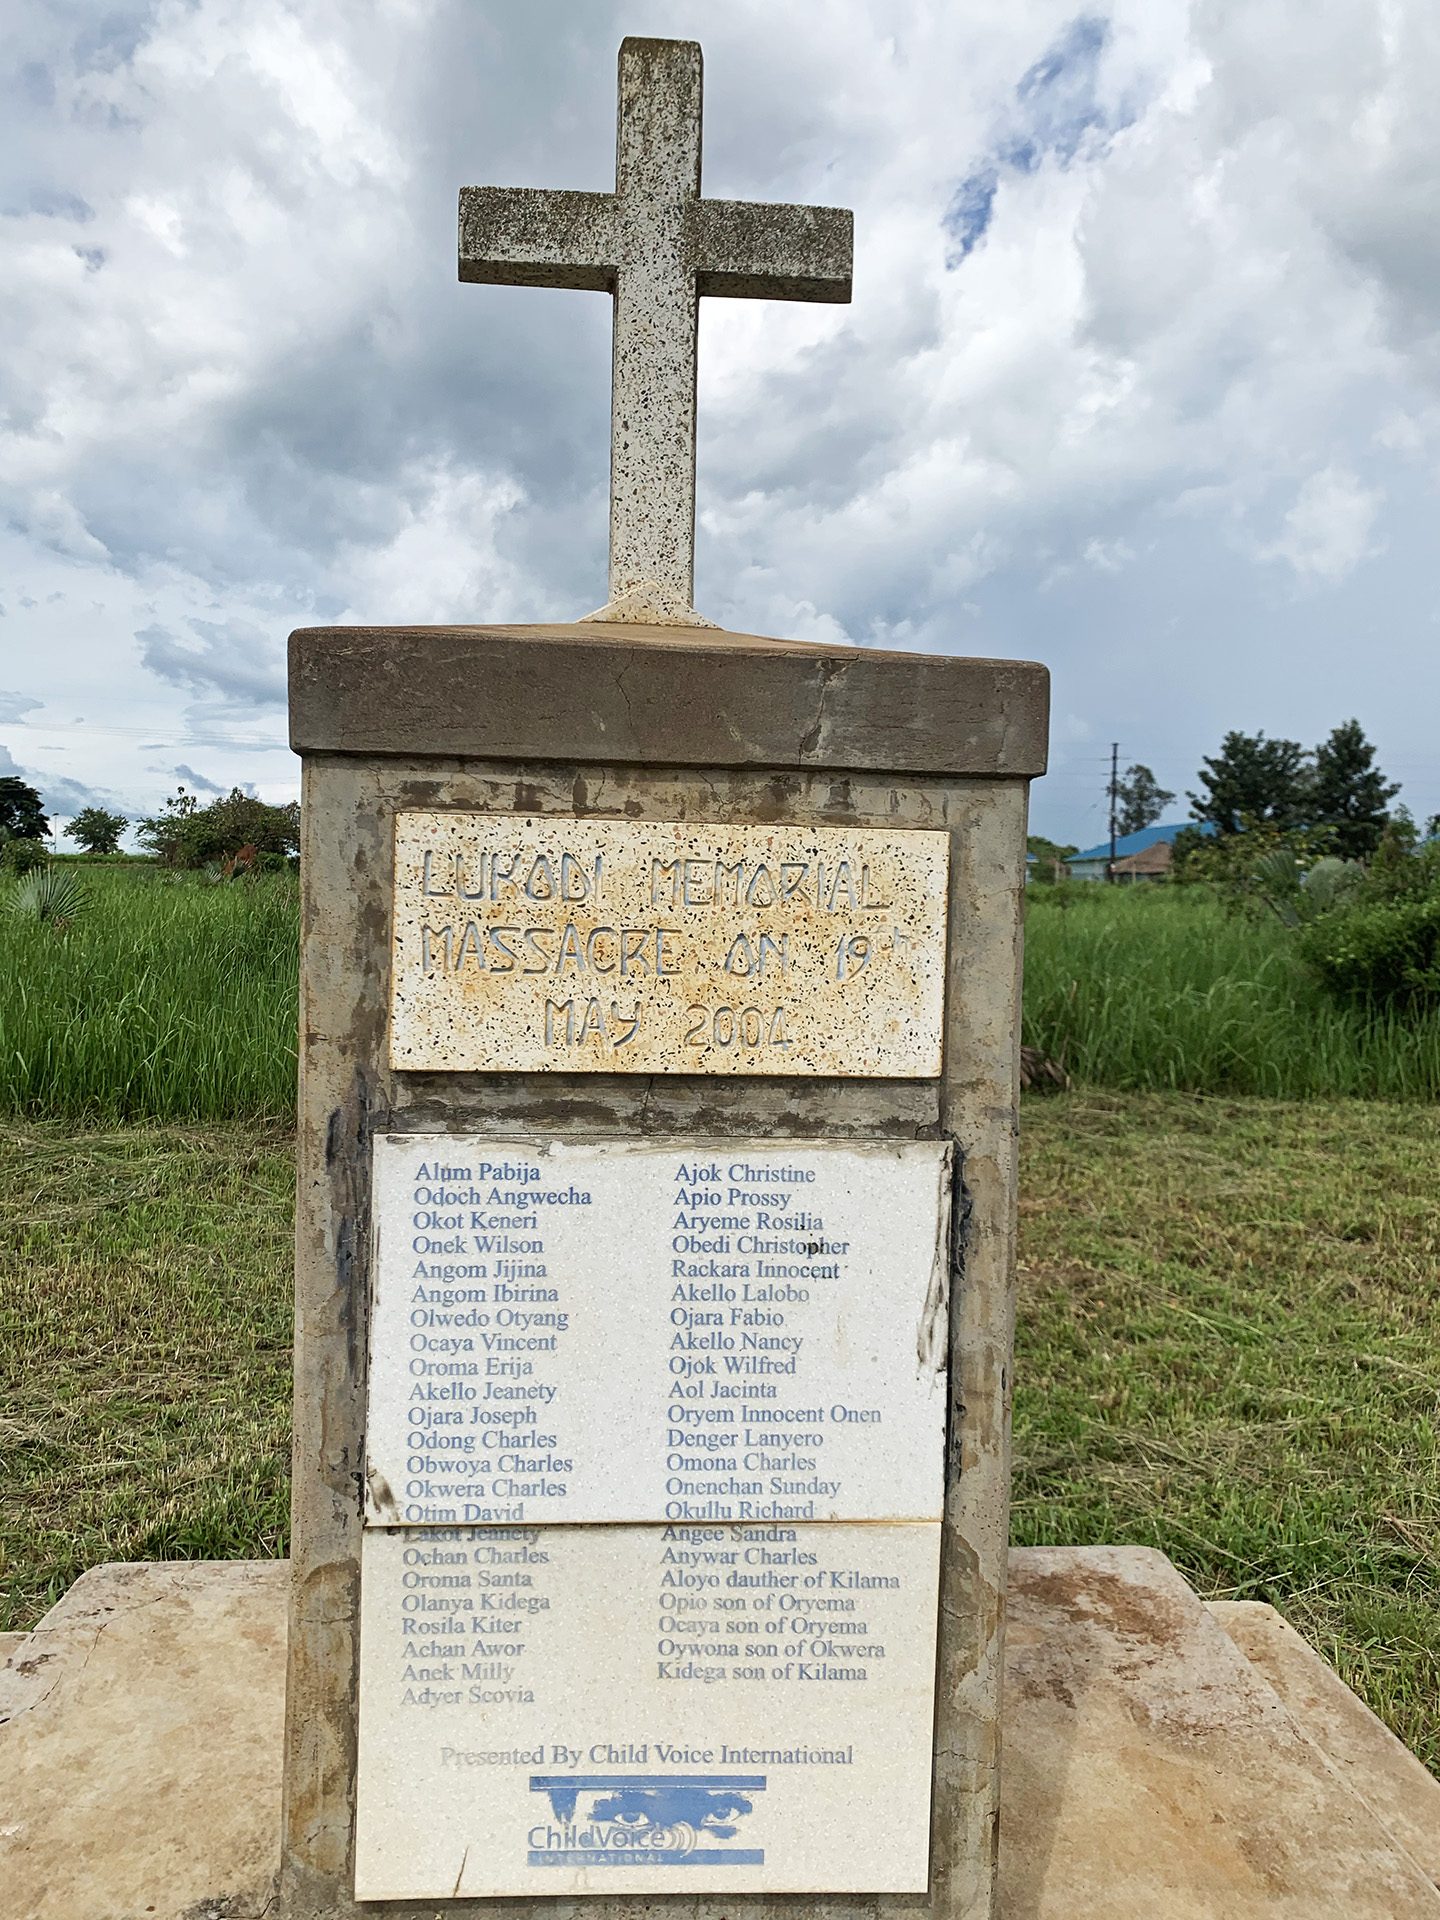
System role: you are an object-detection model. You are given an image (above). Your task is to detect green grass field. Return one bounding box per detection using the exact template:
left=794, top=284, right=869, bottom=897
left=1024, top=883, right=1440, bottom=1098
left=0, top=867, right=298, bottom=1122
left=1, top=1099, right=1435, bottom=1775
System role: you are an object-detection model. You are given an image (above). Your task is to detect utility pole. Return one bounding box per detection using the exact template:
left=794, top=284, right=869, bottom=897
left=1108, top=742, right=1119, bottom=883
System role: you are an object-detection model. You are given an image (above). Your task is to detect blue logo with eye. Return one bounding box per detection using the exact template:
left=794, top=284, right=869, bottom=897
left=527, top=1775, right=765, bottom=1865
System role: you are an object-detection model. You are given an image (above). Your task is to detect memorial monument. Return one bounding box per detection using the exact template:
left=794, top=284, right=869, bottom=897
left=281, top=35, right=1047, bottom=1919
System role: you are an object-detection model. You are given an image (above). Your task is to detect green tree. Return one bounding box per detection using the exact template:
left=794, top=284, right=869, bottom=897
left=1309, top=719, right=1398, bottom=859
left=1116, top=764, right=1176, bottom=837
left=1188, top=732, right=1310, bottom=835
left=0, top=775, right=48, bottom=841
left=136, top=786, right=299, bottom=868
left=1027, top=835, right=1078, bottom=884
left=66, top=805, right=129, bottom=856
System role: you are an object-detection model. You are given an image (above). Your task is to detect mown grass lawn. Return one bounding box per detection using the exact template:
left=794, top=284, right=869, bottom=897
left=1013, top=1091, right=1440, bottom=1773
left=2, top=1096, right=1436, bottom=1776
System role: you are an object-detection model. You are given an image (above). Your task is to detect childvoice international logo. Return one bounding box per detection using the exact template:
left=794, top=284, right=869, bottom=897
left=527, top=1775, right=766, bottom=1866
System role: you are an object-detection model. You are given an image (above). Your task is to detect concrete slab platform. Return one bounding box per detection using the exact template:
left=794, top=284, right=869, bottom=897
left=2, top=1549, right=1436, bottom=1920
left=1211, top=1598, right=1440, bottom=1885
left=0, top=1560, right=285, bottom=1920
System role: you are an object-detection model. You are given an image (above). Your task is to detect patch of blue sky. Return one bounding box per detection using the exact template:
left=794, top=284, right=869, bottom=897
left=945, top=14, right=1134, bottom=266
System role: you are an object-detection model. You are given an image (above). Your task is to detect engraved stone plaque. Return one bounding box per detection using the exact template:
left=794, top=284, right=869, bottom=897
left=389, top=815, right=949, bottom=1075
left=354, top=1520, right=941, bottom=1899
left=366, top=1136, right=951, bottom=1527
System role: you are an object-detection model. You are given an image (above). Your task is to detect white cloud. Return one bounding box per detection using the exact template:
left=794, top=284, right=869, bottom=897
left=1258, top=465, right=1385, bottom=583
left=0, top=0, right=1438, bottom=834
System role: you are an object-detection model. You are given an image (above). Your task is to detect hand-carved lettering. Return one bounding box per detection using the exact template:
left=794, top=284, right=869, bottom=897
left=575, top=998, right=606, bottom=1045
left=757, top=931, right=789, bottom=978
left=715, top=858, right=745, bottom=908
left=723, top=932, right=754, bottom=976
left=394, top=817, right=947, bottom=1074
left=488, top=852, right=523, bottom=900
left=420, top=924, right=454, bottom=974
left=609, top=1000, right=641, bottom=1044
left=554, top=922, right=585, bottom=975
left=586, top=926, right=617, bottom=974
left=560, top=852, right=596, bottom=902
left=454, top=920, right=485, bottom=971
left=827, top=860, right=857, bottom=914
left=744, top=864, right=775, bottom=908
left=620, top=928, right=652, bottom=976
left=682, top=1004, right=794, bottom=1052
left=487, top=928, right=519, bottom=972
left=836, top=933, right=871, bottom=981
left=779, top=861, right=807, bottom=905
left=682, top=858, right=713, bottom=908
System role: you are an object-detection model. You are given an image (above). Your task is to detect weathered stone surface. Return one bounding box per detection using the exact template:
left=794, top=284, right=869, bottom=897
left=390, top=814, right=949, bottom=1075
left=0, top=1560, right=285, bottom=1920
left=1211, top=1599, right=1440, bottom=1885
left=999, top=1547, right=1440, bottom=1918
left=287, top=622, right=1050, bottom=776
left=458, top=38, right=851, bottom=616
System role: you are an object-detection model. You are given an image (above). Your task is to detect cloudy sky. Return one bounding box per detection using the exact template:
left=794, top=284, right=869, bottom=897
left=3, top=0, right=1438, bottom=848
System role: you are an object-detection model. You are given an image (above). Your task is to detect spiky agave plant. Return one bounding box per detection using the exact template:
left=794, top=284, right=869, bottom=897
left=6, top=864, right=88, bottom=932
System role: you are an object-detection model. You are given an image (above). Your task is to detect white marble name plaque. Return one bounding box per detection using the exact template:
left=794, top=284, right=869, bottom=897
left=365, top=1136, right=951, bottom=1528
left=389, top=814, right=949, bottom=1076
left=354, top=1520, right=940, bottom=1898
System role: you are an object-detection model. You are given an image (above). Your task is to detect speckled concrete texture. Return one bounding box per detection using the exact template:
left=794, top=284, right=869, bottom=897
left=1211, top=1598, right=1440, bottom=1886
left=3, top=1551, right=1436, bottom=1919
left=999, top=1546, right=1440, bottom=1918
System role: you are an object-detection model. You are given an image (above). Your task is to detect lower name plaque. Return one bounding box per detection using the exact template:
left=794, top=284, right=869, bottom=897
left=355, top=1521, right=942, bottom=1898
left=356, top=1134, right=953, bottom=1898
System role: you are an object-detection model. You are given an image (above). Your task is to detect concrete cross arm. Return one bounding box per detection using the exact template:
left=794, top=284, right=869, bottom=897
left=458, top=187, right=852, bottom=304
left=458, top=187, right=620, bottom=292
left=693, top=200, right=852, bottom=303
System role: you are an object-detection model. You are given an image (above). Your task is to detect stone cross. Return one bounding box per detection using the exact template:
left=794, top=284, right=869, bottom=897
left=459, top=36, right=853, bottom=625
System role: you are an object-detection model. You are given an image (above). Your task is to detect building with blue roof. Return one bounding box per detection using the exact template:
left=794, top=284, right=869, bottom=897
left=1065, top=821, right=1215, bottom=883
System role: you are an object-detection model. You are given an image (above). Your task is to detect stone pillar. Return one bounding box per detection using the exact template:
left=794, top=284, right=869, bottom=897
left=280, top=618, right=1048, bottom=1918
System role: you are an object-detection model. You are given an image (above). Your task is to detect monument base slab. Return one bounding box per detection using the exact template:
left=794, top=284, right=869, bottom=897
left=2, top=1548, right=1437, bottom=1920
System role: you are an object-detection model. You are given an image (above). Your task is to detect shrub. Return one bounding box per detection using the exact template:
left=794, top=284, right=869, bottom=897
left=0, top=837, right=49, bottom=877
left=5, top=865, right=88, bottom=931
left=1298, top=894, right=1440, bottom=1007
left=135, top=788, right=300, bottom=869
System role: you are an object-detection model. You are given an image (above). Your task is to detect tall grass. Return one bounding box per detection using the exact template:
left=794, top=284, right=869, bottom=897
left=0, top=868, right=298, bottom=1121
left=2, top=867, right=1437, bottom=1118
left=1024, top=883, right=1440, bottom=1097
